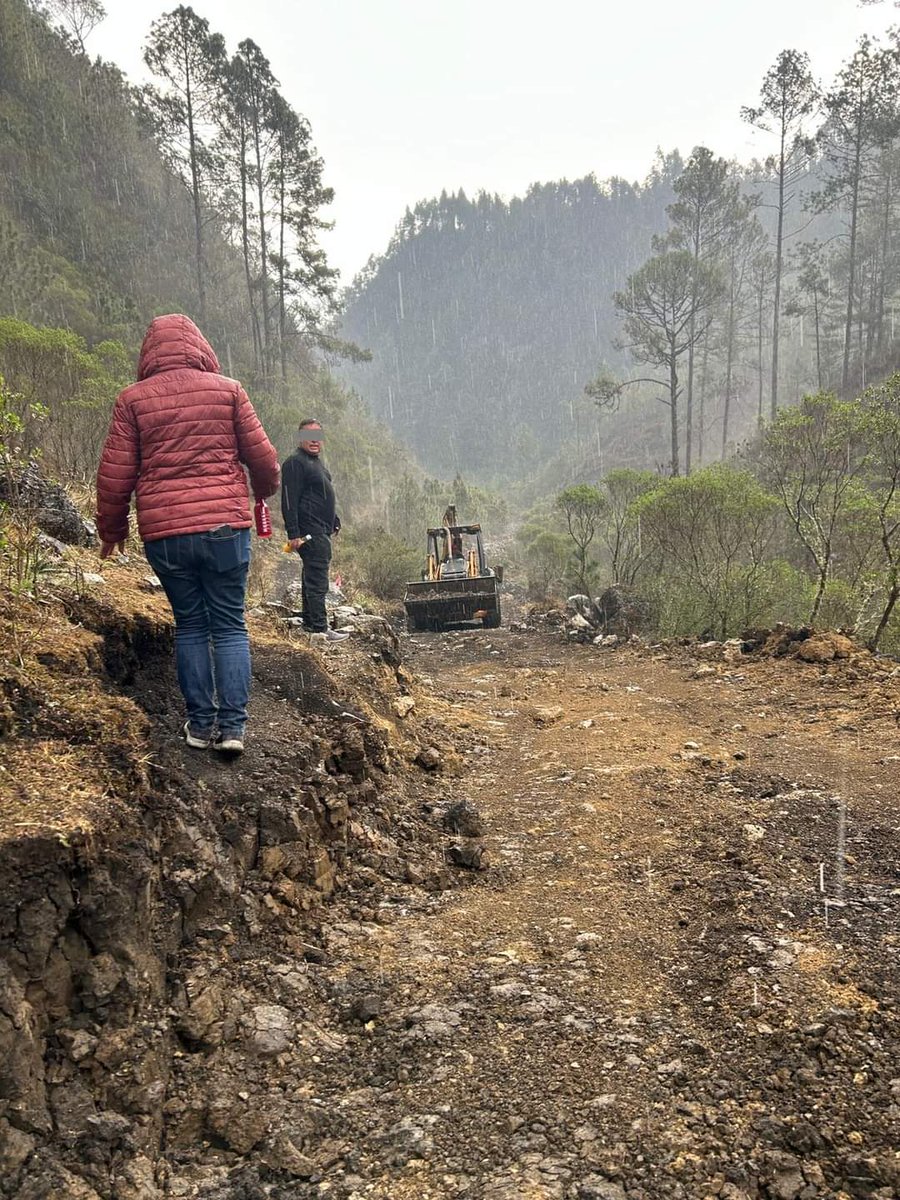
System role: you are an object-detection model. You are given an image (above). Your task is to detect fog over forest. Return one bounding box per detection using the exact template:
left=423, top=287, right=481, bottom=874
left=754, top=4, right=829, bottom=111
left=338, top=31, right=900, bottom=490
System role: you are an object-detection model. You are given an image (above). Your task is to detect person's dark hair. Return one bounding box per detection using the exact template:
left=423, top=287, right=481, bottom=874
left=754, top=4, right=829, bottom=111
left=298, top=418, right=321, bottom=430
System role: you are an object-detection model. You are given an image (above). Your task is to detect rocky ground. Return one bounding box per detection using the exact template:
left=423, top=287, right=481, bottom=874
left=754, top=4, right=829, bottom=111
left=2, top=571, right=900, bottom=1199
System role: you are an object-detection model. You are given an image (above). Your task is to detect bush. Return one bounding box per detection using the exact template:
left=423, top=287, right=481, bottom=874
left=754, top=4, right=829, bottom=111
left=519, top=529, right=571, bottom=600
left=0, top=372, right=50, bottom=594
left=340, top=526, right=422, bottom=601
left=0, top=318, right=130, bottom=480
left=635, top=466, right=780, bottom=639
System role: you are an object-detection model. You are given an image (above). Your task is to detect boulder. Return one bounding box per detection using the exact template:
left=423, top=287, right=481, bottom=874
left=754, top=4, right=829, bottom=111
left=242, top=1004, right=294, bottom=1057
left=206, top=1094, right=270, bottom=1155
left=0, top=1118, right=34, bottom=1175
left=567, top=594, right=597, bottom=621
left=392, top=695, right=416, bottom=719
left=579, top=1182, right=628, bottom=1200
left=334, top=611, right=401, bottom=666
left=415, top=746, right=443, bottom=772
left=111, top=1154, right=163, bottom=1200
left=447, top=841, right=487, bottom=870
left=594, top=585, right=653, bottom=636
left=442, top=799, right=485, bottom=837
left=1, top=461, right=96, bottom=546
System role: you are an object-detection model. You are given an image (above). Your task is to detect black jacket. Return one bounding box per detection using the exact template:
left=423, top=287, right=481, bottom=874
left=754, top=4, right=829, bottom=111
left=281, top=449, right=340, bottom=539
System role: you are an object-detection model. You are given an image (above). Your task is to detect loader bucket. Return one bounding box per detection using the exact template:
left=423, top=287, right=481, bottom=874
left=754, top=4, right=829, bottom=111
left=404, top=576, right=501, bottom=632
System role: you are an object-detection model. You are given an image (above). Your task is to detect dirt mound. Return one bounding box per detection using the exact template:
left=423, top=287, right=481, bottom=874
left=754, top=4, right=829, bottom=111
left=751, top=625, right=858, bottom=663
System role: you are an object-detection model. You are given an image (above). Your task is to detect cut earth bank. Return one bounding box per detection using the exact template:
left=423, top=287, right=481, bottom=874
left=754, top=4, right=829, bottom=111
left=1, top=566, right=899, bottom=1200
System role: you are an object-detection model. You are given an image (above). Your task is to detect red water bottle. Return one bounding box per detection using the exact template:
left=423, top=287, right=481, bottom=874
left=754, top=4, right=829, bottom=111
left=254, top=498, right=272, bottom=538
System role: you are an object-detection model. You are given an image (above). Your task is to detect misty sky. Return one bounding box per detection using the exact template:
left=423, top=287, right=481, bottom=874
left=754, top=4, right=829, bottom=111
left=90, top=0, right=897, bottom=284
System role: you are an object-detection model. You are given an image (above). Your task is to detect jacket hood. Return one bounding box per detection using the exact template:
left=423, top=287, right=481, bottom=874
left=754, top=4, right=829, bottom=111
left=137, top=314, right=221, bottom=380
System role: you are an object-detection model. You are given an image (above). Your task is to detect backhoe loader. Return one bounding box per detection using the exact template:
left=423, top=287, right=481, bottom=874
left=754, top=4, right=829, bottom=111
left=403, top=506, right=502, bottom=632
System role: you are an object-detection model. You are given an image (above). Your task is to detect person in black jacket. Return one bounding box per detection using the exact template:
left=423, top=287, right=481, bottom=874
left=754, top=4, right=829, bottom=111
left=281, top=420, right=350, bottom=642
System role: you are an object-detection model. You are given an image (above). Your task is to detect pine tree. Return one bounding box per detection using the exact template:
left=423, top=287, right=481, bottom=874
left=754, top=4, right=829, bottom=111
left=44, top=0, right=105, bottom=54
left=816, top=36, right=900, bottom=394
left=664, top=146, right=751, bottom=470
left=593, top=250, right=723, bottom=477
left=142, top=5, right=226, bottom=325
left=266, top=93, right=337, bottom=380
left=742, top=49, right=818, bottom=418
left=232, top=38, right=278, bottom=377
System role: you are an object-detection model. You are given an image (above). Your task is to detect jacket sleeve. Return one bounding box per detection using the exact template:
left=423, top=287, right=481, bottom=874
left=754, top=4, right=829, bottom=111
left=234, top=386, right=279, bottom=499
left=281, top=455, right=302, bottom=540
left=95, top=392, right=139, bottom=544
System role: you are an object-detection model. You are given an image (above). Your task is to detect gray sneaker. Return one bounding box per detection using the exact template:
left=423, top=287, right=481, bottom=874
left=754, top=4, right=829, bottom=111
left=212, top=731, right=244, bottom=756
left=325, top=628, right=350, bottom=642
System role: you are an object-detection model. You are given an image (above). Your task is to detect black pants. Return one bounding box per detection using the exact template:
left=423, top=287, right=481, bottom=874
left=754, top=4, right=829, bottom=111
left=298, top=534, right=332, bottom=631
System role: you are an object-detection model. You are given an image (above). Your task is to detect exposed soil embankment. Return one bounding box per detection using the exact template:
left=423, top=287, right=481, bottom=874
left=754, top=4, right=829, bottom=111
left=0, top=573, right=451, bottom=1198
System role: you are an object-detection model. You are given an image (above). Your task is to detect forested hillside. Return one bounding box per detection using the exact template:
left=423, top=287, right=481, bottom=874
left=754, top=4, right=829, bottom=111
left=339, top=167, right=680, bottom=481
left=340, top=33, right=900, bottom=489
left=0, top=0, right=398, bottom=513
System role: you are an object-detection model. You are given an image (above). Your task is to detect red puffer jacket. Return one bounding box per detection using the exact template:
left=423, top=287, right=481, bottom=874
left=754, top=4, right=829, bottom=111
left=96, top=315, right=279, bottom=544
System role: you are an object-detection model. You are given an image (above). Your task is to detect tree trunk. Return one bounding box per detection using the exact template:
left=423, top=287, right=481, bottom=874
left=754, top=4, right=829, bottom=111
left=685, top=225, right=700, bottom=474
left=813, top=287, right=823, bottom=391
left=238, top=115, right=262, bottom=373
left=697, top=334, right=710, bottom=466
left=870, top=579, right=899, bottom=650
left=876, top=155, right=892, bottom=355
left=181, top=18, right=206, bottom=325
left=771, top=128, right=785, bottom=419
left=251, top=107, right=271, bottom=375
left=810, top=560, right=829, bottom=622
left=757, top=283, right=765, bottom=427
left=722, top=283, right=736, bottom=456
left=685, top=322, right=695, bottom=474
left=841, top=125, right=864, bottom=395
left=277, top=129, right=287, bottom=384
left=669, top=356, right=680, bottom=477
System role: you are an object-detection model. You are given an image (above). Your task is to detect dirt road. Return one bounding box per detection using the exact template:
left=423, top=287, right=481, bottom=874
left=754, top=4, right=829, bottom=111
left=302, top=629, right=900, bottom=1200
left=4, top=601, right=900, bottom=1200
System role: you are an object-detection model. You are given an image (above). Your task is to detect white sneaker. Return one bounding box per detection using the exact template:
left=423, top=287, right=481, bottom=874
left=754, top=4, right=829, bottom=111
left=182, top=721, right=212, bottom=749
left=325, top=628, right=350, bottom=642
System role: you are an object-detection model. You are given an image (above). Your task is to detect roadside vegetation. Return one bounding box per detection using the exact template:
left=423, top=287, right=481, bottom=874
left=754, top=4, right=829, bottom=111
left=516, top=377, right=900, bottom=651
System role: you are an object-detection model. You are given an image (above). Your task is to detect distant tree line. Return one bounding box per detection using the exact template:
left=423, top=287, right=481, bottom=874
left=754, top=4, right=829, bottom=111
left=339, top=160, right=684, bottom=480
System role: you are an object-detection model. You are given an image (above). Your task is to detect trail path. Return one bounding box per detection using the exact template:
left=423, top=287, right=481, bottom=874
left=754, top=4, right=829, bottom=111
left=309, top=630, right=900, bottom=1200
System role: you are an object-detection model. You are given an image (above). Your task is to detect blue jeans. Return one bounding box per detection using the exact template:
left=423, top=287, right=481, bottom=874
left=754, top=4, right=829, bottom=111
left=144, top=528, right=252, bottom=737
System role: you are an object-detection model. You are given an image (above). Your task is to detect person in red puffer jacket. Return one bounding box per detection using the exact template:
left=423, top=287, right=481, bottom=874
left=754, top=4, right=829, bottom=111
left=96, top=314, right=279, bottom=757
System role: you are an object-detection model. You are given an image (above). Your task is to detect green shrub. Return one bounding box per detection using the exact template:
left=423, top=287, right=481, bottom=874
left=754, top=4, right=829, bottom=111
left=635, top=466, right=780, bottom=639
left=339, top=526, right=422, bottom=601
left=0, top=372, right=51, bottom=595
